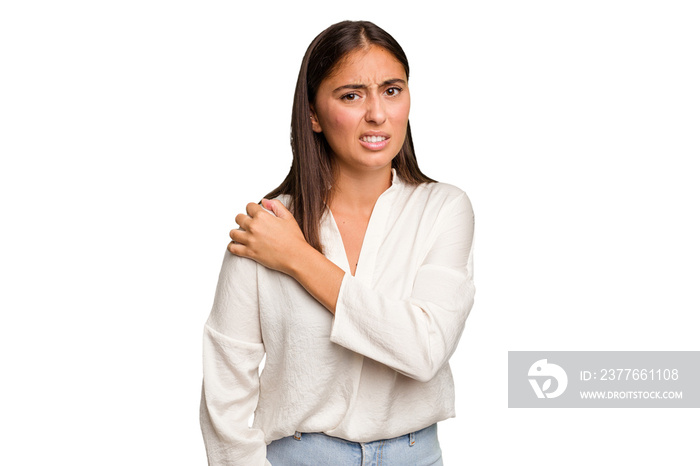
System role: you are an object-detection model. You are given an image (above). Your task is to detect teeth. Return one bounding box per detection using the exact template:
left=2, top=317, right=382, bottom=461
left=362, top=136, right=387, bottom=143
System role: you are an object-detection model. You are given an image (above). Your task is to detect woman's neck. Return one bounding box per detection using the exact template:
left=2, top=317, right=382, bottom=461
left=329, top=165, right=392, bottom=215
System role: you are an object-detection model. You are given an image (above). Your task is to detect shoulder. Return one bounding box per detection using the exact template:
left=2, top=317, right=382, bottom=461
left=218, top=246, right=258, bottom=283
left=421, top=180, right=470, bottom=202
left=404, top=180, right=473, bottom=218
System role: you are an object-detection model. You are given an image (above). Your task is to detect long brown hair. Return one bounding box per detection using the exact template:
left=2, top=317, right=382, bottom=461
left=264, top=20, right=435, bottom=254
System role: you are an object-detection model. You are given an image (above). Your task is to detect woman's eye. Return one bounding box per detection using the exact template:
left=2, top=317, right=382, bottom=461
left=341, top=93, right=359, bottom=101
left=385, top=87, right=402, bottom=96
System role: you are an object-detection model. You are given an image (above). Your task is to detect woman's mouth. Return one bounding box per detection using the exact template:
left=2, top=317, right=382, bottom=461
left=359, top=135, right=390, bottom=150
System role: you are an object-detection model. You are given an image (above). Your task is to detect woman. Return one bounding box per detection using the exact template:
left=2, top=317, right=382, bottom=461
left=200, top=20, right=475, bottom=465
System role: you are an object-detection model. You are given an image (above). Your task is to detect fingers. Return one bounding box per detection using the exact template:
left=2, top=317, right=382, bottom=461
left=246, top=202, right=265, bottom=217
left=262, top=198, right=292, bottom=219
left=237, top=200, right=283, bottom=233
left=227, top=241, right=247, bottom=257
left=242, top=198, right=290, bottom=220
left=234, top=212, right=251, bottom=230
left=229, top=198, right=293, bottom=260
left=229, top=227, right=248, bottom=244
left=235, top=209, right=268, bottom=235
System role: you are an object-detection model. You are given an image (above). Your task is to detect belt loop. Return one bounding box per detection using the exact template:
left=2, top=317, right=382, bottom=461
left=294, top=431, right=302, bottom=441
left=409, top=431, right=416, bottom=447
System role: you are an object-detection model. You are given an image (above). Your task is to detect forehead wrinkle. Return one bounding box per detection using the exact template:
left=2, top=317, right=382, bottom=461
left=332, top=78, right=407, bottom=94
left=323, top=45, right=405, bottom=86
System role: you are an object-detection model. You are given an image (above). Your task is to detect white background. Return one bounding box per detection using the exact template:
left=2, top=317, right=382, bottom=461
left=1, top=1, right=698, bottom=464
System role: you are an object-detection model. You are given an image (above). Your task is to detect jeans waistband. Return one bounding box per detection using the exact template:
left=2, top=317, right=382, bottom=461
left=292, top=423, right=434, bottom=447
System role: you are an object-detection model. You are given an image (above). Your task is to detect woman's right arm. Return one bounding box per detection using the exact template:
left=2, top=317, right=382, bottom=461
left=200, top=251, right=271, bottom=466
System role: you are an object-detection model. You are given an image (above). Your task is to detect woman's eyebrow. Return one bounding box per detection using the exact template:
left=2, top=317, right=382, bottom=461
left=332, top=78, right=407, bottom=93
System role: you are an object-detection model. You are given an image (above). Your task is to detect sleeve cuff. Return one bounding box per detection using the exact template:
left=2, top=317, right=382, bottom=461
left=329, top=272, right=353, bottom=346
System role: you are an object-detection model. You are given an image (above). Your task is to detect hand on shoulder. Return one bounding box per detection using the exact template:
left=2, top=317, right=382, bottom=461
left=228, top=198, right=311, bottom=276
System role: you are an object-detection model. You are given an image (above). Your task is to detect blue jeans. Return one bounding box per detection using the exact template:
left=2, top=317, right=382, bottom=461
left=266, top=423, right=443, bottom=466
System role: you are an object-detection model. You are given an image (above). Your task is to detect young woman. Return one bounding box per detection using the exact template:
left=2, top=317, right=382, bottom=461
left=200, top=20, right=475, bottom=465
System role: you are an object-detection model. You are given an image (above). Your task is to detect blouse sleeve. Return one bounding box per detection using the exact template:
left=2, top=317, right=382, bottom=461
left=329, top=191, right=475, bottom=383
left=199, top=251, right=271, bottom=466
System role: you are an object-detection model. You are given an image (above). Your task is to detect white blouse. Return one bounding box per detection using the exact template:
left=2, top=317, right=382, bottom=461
left=200, top=168, right=475, bottom=465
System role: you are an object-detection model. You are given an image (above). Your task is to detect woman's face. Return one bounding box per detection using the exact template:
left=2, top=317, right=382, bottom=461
left=310, top=45, right=410, bottom=176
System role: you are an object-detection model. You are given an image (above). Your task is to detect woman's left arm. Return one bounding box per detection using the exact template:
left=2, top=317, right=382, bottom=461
left=230, top=193, right=475, bottom=383
left=228, top=199, right=345, bottom=312
left=329, top=192, right=475, bottom=382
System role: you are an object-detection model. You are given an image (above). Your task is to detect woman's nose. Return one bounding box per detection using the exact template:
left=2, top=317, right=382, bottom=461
left=364, top=94, right=386, bottom=125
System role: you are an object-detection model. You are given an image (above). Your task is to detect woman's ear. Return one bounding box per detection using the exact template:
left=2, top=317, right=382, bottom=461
left=309, top=104, right=322, bottom=133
